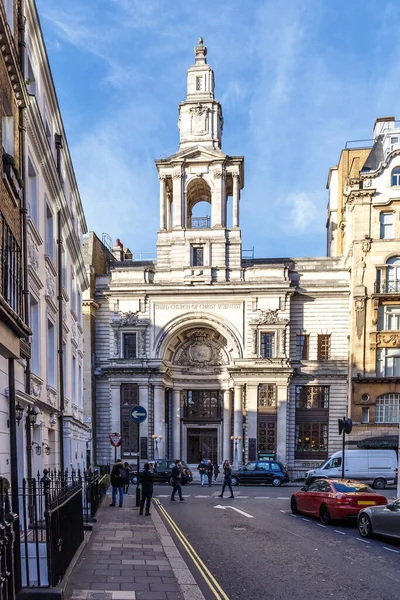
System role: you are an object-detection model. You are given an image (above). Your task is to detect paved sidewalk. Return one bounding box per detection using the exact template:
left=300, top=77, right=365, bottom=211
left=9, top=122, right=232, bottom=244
left=64, top=491, right=199, bottom=600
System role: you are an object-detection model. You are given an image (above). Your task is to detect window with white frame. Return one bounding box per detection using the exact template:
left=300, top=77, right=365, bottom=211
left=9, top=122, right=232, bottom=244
left=2, top=115, right=14, bottom=156
left=77, top=289, right=82, bottom=324
left=391, top=167, right=400, bottom=186
left=317, top=334, right=331, bottom=360
left=26, top=51, right=36, bottom=95
left=45, top=201, right=54, bottom=260
left=123, top=333, right=137, bottom=359
left=376, top=347, right=400, bottom=377
left=78, top=364, right=82, bottom=408
left=196, top=76, right=202, bottom=91
left=191, top=245, right=204, bottom=267
left=386, top=256, right=400, bottom=293
left=361, top=407, right=370, bottom=424
left=72, top=355, right=77, bottom=403
left=379, top=212, right=394, bottom=239
left=71, top=267, right=77, bottom=314
left=378, top=305, right=400, bottom=330
left=47, top=318, right=56, bottom=386
left=63, top=342, right=67, bottom=397
left=374, top=393, right=400, bottom=423
left=27, top=156, right=38, bottom=224
left=30, top=295, right=40, bottom=375
left=260, top=332, right=275, bottom=358
left=61, top=247, right=67, bottom=289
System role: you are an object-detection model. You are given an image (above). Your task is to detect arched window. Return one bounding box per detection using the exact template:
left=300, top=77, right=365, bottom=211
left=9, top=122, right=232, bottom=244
left=375, top=393, right=400, bottom=423
left=391, top=167, right=400, bottom=186
left=386, top=256, right=400, bottom=293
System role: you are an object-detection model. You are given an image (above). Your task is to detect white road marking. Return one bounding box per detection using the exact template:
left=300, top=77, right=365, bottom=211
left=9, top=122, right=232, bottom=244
left=356, top=538, right=370, bottom=544
left=302, top=518, right=310, bottom=522
left=290, top=514, right=297, bottom=518
left=237, top=496, right=249, bottom=498
left=334, top=530, right=346, bottom=535
left=156, top=495, right=169, bottom=498
left=277, top=497, right=290, bottom=500
left=317, top=524, right=326, bottom=528
left=384, top=547, right=400, bottom=554
left=280, top=510, right=286, bottom=513
left=195, top=495, right=210, bottom=498
left=254, top=497, right=270, bottom=499
left=214, top=505, right=254, bottom=519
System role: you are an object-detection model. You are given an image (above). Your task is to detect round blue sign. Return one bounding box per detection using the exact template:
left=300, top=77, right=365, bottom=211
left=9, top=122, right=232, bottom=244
left=129, top=405, right=147, bottom=424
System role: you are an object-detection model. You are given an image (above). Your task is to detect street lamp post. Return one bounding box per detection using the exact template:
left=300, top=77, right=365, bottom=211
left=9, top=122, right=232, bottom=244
left=230, top=435, right=242, bottom=470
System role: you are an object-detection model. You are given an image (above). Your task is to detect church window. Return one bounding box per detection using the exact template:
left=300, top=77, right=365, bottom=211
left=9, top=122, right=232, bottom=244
left=192, top=245, right=204, bottom=267
left=260, top=333, right=275, bottom=358
left=183, top=390, right=222, bottom=420
left=120, top=383, right=139, bottom=457
left=391, top=167, right=400, bottom=186
left=317, top=334, right=331, bottom=360
left=258, top=384, right=276, bottom=407
left=123, top=333, right=137, bottom=359
left=196, top=76, right=202, bottom=91
left=375, top=393, right=400, bottom=423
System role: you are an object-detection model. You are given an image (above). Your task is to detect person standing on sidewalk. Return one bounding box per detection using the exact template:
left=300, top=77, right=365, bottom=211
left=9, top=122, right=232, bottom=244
left=206, top=460, right=213, bottom=487
left=218, top=460, right=234, bottom=499
left=171, top=459, right=185, bottom=502
left=213, top=463, right=220, bottom=481
left=197, top=459, right=207, bottom=487
left=139, top=462, right=154, bottom=516
left=110, top=459, right=128, bottom=507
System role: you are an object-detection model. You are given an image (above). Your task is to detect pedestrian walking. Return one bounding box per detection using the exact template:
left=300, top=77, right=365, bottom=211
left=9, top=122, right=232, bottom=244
left=110, top=458, right=128, bottom=507
left=213, top=463, right=220, bottom=481
left=170, top=459, right=185, bottom=502
left=139, top=462, right=154, bottom=516
left=218, top=460, right=234, bottom=499
left=206, top=459, right=213, bottom=487
left=197, top=459, right=207, bottom=487
left=123, top=462, right=132, bottom=494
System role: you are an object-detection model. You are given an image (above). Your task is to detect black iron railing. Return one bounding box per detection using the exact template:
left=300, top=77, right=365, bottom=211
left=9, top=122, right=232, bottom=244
left=375, top=279, right=400, bottom=294
left=0, top=211, right=22, bottom=315
left=0, top=478, right=18, bottom=600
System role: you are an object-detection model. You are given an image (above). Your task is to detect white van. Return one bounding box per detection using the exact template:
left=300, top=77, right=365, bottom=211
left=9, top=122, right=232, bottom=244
left=305, top=450, right=398, bottom=489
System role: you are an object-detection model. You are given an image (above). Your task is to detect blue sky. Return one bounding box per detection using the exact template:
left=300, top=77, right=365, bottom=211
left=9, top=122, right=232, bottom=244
left=36, top=0, right=400, bottom=259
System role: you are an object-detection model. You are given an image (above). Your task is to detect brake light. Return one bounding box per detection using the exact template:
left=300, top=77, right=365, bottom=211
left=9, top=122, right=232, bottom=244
left=336, top=495, right=354, bottom=505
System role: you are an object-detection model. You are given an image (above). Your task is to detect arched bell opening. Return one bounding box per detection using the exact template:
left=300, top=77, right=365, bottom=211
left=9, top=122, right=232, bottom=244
left=186, top=178, right=212, bottom=229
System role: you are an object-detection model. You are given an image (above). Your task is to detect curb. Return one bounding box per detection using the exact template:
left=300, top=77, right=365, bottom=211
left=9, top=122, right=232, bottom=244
left=151, top=506, right=205, bottom=600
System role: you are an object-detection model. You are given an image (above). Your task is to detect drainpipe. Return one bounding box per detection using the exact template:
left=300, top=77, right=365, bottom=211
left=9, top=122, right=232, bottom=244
left=8, top=359, right=22, bottom=591
left=18, top=3, right=33, bottom=484
left=55, top=134, right=65, bottom=472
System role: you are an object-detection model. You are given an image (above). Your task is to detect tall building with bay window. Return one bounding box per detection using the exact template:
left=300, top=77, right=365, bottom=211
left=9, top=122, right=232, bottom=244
left=0, top=0, right=89, bottom=490
left=327, top=116, right=400, bottom=448
left=92, top=40, right=349, bottom=473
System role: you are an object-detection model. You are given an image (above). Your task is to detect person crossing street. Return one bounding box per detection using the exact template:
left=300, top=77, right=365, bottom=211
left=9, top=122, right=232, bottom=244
left=139, top=462, right=154, bottom=516
left=218, top=460, right=234, bottom=499
left=171, top=459, right=185, bottom=502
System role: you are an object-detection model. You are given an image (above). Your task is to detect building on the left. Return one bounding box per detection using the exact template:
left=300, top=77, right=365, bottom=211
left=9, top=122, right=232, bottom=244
left=0, top=0, right=89, bottom=495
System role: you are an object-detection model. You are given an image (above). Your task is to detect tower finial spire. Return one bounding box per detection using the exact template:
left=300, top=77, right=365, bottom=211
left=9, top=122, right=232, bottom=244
left=194, top=37, right=207, bottom=65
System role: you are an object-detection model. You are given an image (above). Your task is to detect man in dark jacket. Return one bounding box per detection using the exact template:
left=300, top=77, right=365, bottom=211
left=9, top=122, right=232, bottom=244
left=139, top=463, right=154, bottom=516
left=171, top=460, right=185, bottom=502
left=197, top=459, right=207, bottom=487
left=110, top=459, right=128, bottom=507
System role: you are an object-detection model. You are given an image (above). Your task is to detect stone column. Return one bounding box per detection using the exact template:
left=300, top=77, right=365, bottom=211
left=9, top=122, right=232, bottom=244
left=153, top=385, right=165, bottom=458
left=172, top=389, right=181, bottom=459
left=212, top=169, right=224, bottom=227
left=233, top=385, right=243, bottom=467
left=276, top=385, right=288, bottom=464
left=232, top=173, right=240, bottom=228
left=138, top=384, right=149, bottom=456
left=172, top=171, right=183, bottom=228
left=222, top=389, right=231, bottom=463
left=159, top=175, right=166, bottom=230
left=166, top=190, right=172, bottom=231
left=245, top=384, right=258, bottom=463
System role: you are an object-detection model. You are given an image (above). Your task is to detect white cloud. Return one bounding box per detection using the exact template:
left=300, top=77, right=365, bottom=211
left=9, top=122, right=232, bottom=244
left=282, top=192, right=325, bottom=236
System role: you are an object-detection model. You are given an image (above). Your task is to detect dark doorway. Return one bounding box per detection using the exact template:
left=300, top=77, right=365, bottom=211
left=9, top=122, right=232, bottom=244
left=187, top=428, right=218, bottom=464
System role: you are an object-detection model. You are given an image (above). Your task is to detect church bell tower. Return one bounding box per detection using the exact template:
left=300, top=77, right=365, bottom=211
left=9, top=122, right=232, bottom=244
left=154, top=39, right=244, bottom=284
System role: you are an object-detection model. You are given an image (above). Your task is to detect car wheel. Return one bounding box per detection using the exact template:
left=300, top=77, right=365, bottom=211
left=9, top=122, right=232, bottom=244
left=272, top=477, right=282, bottom=487
left=291, top=497, right=298, bottom=514
left=231, top=477, right=239, bottom=486
left=319, top=505, right=331, bottom=525
left=130, top=475, right=137, bottom=485
left=373, top=478, right=386, bottom=490
left=358, top=513, right=373, bottom=538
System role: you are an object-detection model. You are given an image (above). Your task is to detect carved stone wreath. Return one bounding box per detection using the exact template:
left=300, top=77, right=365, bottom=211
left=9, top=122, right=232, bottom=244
left=174, top=329, right=228, bottom=368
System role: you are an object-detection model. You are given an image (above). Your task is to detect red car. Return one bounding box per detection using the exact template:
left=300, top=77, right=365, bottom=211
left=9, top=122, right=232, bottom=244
left=291, top=479, right=388, bottom=524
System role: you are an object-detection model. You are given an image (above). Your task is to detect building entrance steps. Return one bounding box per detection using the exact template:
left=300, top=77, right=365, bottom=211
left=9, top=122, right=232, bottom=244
left=64, top=491, right=204, bottom=600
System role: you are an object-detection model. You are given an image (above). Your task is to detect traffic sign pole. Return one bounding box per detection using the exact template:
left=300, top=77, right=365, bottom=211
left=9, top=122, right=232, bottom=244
left=136, top=422, right=140, bottom=508
left=128, top=407, right=148, bottom=508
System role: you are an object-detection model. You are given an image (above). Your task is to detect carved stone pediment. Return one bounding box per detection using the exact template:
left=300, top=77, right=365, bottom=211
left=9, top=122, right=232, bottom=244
left=120, top=311, right=139, bottom=326
left=255, top=309, right=288, bottom=325
left=174, top=328, right=228, bottom=368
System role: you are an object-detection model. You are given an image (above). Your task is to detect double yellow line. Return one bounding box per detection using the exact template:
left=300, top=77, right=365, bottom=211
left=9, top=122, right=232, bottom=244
left=154, top=498, right=230, bottom=600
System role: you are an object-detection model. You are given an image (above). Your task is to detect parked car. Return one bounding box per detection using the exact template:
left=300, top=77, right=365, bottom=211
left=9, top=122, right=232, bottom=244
left=358, top=498, right=400, bottom=540
left=291, top=479, right=388, bottom=524
left=305, top=450, right=397, bottom=489
left=130, top=459, right=193, bottom=485
left=231, top=460, right=289, bottom=487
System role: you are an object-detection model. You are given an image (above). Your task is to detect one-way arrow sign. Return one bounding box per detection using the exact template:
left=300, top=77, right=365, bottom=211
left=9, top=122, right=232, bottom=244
left=129, top=405, right=147, bottom=424
left=214, top=505, right=254, bottom=519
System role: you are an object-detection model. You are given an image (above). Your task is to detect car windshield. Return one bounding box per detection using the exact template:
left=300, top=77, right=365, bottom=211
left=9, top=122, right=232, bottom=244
left=332, top=481, right=374, bottom=494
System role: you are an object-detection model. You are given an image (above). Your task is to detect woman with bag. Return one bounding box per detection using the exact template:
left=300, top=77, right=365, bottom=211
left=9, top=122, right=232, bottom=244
left=218, top=460, right=234, bottom=499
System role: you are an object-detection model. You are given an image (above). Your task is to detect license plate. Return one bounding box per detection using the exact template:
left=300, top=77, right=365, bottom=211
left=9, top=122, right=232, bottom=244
left=357, top=501, right=376, bottom=506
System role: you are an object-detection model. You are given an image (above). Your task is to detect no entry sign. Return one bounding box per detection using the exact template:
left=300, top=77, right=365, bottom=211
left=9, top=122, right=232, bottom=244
left=109, top=433, right=122, bottom=447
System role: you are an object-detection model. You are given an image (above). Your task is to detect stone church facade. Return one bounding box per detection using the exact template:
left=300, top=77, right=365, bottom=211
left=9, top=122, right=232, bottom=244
left=92, top=40, right=350, bottom=472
